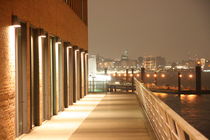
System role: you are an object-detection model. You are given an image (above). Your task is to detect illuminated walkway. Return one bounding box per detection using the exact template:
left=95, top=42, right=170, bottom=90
left=18, top=93, right=155, bottom=140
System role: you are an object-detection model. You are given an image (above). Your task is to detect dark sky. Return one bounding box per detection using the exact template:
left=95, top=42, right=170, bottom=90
left=88, top=0, right=210, bottom=61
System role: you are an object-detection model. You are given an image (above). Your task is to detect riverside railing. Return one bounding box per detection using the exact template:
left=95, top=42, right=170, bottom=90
left=135, top=78, right=208, bottom=140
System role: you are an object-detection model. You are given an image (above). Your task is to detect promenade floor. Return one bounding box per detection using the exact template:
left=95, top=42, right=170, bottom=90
left=18, top=93, right=155, bottom=140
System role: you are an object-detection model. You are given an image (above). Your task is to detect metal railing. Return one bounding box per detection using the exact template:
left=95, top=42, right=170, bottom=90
left=88, top=81, right=107, bottom=93
left=135, top=78, right=208, bottom=140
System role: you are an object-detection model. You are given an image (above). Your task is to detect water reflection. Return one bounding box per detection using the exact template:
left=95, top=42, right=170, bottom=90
left=153, top=92, right=168, bottom=98
left=153, top=92, right=210, bottom=139
left=180, top=94, right=198, bottom=103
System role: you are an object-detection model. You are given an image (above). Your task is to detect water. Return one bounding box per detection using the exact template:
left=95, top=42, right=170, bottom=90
left=153, top=92, right=210, bottom=139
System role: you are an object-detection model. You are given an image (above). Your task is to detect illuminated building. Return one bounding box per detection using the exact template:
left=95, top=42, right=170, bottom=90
left=0, top=0, right=88, bottom=139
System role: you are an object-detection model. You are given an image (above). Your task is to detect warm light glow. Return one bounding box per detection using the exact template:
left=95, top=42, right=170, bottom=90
left=39, top=35, right=46, bottom=38
left=55, top=43, right=60, bottom=73
left=189, top=74, right=193, bottom=78
left=12, top=25, right=21, bottom=28
left=115, top=82, right=120, bottom=84
left=118, top=74, right=121, bottom=77
left=180, top=94, right=197, bottom=102
left=56, top=41, right=62, bottom=45
left=146, top=74, right=150, bottom=78
left=153, top=74, right=157, bottom=78
left=130, top=74, right=133, bottom=77
left=112, top=73, right=116, bottom=77
left=136, top=74, right=140, bottom=77
left=153, top=92, right=168, bottom=98
left=124, top=74, right=127, bottom=76
left=8, top=26, right=16, bottom=82
left=161, top=74, right=165, bottom=78
left=179, top=74, right=183, bottom=78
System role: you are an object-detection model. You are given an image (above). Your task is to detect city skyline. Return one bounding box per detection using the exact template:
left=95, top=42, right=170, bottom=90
left=88, top=0, right=210, bottom=61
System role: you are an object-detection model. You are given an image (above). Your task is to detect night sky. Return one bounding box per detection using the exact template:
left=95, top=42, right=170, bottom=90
left=88, top=0, right=210, bottom=61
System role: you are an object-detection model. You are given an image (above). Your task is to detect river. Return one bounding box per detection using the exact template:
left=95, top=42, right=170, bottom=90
left=153, top=92, right=210, bottom=139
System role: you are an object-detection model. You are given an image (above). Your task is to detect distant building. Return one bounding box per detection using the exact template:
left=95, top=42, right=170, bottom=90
left=89, top=55, right=97, bottom=76
left=204, top=60, right=210, bottom=70
left=143, top=56, right=166, bottom=71
left=121, top=50, right=129, bottom=60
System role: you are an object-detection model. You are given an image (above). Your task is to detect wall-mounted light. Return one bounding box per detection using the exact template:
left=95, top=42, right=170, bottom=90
left=12, top=15, right=21, bottom=28
left=55, top=37, right=62, bottom=45
left=64, top=42, right=72, bottom=48
left=38, top=28, right=46, bottom=38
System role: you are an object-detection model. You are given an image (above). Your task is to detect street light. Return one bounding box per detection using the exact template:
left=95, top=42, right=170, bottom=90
left=189, top=74, right=193, bottom=78
left=161, top=74, right=165, bottom=78
left=153, top=73, right=157, bottom=78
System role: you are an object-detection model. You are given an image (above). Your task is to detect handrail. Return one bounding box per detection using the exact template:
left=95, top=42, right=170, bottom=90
left=135, top=78, right=208, bottom=140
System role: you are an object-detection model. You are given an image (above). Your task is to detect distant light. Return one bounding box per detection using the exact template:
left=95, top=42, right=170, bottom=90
left=112, top=73, right=116, bottom=77
left=118, top=74, right=121, bottom=77
left=189, top=74, right=193, bottom=78
left=136, top=74, right=140, bottom=77
left=146, top=74, right=150, bottom=78
left=115, top=82, right=120, bottom=84
left=153, top=74, right=157, bottom=78
left=130, top=74, right=133, bottom=77
left=161, top=74, right=165, bottom=78
left=124, top=74, right=127, bottom=77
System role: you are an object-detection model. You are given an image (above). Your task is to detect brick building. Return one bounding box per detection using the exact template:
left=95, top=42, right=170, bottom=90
left=0, top=0, right=88, bottom=139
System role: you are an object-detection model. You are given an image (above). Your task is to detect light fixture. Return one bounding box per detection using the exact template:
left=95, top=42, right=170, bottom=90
left=146, top=74, right=150, bottom=78
left=55, top=37, right=62, bottom=44
left=38, top=28, right=46, bottom=38
left=12, top=15, right=21, bottom=28
left=64, top=42, right=72, bottom=48
left=189, top=74, right=193, bottom=78
left=161, top=74, right=165, bottom=78
left=73, top=46, right=79, bottom=51
left=153, top=73, right=157, bottom=78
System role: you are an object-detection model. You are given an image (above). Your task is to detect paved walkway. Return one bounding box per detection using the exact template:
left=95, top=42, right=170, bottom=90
left=18, top=93, right=155, bottom=140
left=69, top=93, right=155, bottom=140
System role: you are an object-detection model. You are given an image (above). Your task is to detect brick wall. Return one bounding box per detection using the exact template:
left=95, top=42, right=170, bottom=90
left=0, top=0, right=88, bottom=139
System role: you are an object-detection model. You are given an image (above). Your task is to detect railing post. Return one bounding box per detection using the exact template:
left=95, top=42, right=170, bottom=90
left=178, top=72, right=181, bottom=92
left=141, top=67, right=145, bottom=83
left=196, top=65, right=202, bottom=93
left=131, top=68, right=134, bottom=93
